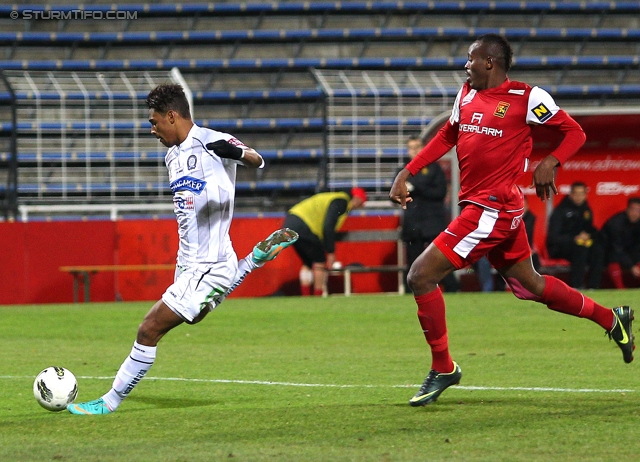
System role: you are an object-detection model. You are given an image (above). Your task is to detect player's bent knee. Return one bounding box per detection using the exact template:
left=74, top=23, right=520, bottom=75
left=504, top=276, right=543, bottom=302
left=136, top=321, right=160, bottom=345
left=407, top=266, right=439, bottom=294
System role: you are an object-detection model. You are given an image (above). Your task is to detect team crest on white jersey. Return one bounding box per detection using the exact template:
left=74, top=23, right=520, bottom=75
left=187, top=155, right=197, bottom=170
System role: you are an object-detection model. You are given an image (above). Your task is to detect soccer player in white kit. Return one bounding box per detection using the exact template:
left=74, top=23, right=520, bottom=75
left=68, top=84, right=297, bottom=415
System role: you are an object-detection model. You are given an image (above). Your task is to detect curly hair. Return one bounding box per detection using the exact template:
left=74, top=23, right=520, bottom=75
left=145, top=84, right=191, bottom=118
left=477, top=33, right=514, bottom=72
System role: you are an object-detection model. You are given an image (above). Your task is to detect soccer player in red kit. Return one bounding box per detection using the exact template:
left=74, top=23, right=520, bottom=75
left=390, top=34, right=634, bottom=407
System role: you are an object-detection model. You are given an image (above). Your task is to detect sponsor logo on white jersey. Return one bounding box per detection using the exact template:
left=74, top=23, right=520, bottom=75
left=170, top=175, right=207, bottom=194
left=226, top=137, right=244, bottom=147
left=174, top=194, right=195, bottom=210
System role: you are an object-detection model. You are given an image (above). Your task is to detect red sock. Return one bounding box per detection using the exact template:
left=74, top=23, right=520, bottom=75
left=300, top=285, right=311, bottom=296
left=541, top=275, right=613, bottom=330
left=608, top=262, right=625, bottom=289
left=415, top=287, right=453, bottom=373
left=313, top=288, right=323, bottom=296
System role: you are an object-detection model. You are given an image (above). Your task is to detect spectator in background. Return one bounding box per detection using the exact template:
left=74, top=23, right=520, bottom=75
left=601, top=197, right=640, bottom=288
left=546, top=182, right=604, bottom=289
left=283, top=188, right=367, bottom=296
left=401, top=135, right=459, bottom=293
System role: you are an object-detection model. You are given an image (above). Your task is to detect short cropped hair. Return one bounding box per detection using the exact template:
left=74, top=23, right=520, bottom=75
left=570, top=181, right=588, bottom=191
left=476, top=33, right=514, bottom=72
left=628, top=197, right=640, bottom=207
left=146, top=84, right=191, bottom=119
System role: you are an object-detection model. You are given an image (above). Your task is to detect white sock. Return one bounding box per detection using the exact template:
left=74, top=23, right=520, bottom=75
left=221, top=255, right=257, bottom=300
left=246, top=252, right=263, bottom=268
left=240, top=254, right=260, bottom=271
left=102, top=341, right=156, bottom=411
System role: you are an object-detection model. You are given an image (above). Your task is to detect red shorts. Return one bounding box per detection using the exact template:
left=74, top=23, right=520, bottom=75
left=434, top=202, right=531, bottom=270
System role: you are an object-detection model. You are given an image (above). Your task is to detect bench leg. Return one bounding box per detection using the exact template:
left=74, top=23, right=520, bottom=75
left=72, top=274, right=79, bottom=303
left=398, top=270, right=405, bottom=295
left=82, top=271, right=91, bottom=303
left=344, top=269, right=352, bottom=296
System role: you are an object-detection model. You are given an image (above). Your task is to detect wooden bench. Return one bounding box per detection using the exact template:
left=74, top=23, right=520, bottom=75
left=59, top=264, right=175, bottom=303
left=324, top=229, right=406, bottom=296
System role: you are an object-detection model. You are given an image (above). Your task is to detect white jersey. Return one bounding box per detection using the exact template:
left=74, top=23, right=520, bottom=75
left=165, top=124, right=252, bottom=267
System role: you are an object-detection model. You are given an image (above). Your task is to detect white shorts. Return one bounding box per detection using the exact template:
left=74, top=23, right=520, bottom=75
left=162, top=256, right=238, bottom=323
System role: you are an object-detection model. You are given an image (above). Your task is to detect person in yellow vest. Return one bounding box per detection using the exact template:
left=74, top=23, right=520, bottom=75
left=283, top=188, right=368, bottom=295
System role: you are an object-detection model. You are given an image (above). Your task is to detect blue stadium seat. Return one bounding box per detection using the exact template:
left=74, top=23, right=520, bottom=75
left=3, top=0, right=640, bottom=219
left=1, top=55, right=637, bottom=72
left=5, top=85, right=640, bottom=106
left=2, top=27, right=640, bottom=45
left=2, top=2, right=639, bottom=16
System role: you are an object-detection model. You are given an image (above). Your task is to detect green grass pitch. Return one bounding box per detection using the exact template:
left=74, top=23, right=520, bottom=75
left=2, top=290, right=639, bottom=461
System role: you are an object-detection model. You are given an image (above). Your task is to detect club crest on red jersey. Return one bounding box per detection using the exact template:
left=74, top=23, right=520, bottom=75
left=494, top=101, right=510, bottom=118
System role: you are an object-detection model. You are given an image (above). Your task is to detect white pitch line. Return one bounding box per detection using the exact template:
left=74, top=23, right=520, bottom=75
left=3, top=375, right=634, bottom=394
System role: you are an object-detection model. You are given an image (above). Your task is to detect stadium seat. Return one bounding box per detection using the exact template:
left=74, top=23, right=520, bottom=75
left=2, top=1, right=640, bottom=219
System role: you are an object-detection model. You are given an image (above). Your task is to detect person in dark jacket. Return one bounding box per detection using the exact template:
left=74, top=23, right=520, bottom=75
left=401, top=135, right=459, bottom=292
left=601, top=197, right=640, bottom=288
left=546, top=181, right=604, bottom=289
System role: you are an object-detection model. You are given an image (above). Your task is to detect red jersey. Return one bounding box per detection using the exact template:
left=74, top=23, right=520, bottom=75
left=407, top=78, right=585, bottom=211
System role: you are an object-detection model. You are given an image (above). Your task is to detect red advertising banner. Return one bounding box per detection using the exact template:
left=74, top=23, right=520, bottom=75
left=517, top=150, right=640, bottom=255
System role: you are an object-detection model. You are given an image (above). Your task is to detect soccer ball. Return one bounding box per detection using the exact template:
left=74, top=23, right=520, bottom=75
left=33, top=367, right=78, bottom=412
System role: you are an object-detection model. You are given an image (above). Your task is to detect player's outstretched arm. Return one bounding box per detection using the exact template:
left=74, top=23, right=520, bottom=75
left=390, top=168, right=413, bottom=209
left=237, top=147, right=264, bottom=168
left=206, top=139, right=264, bottom=168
